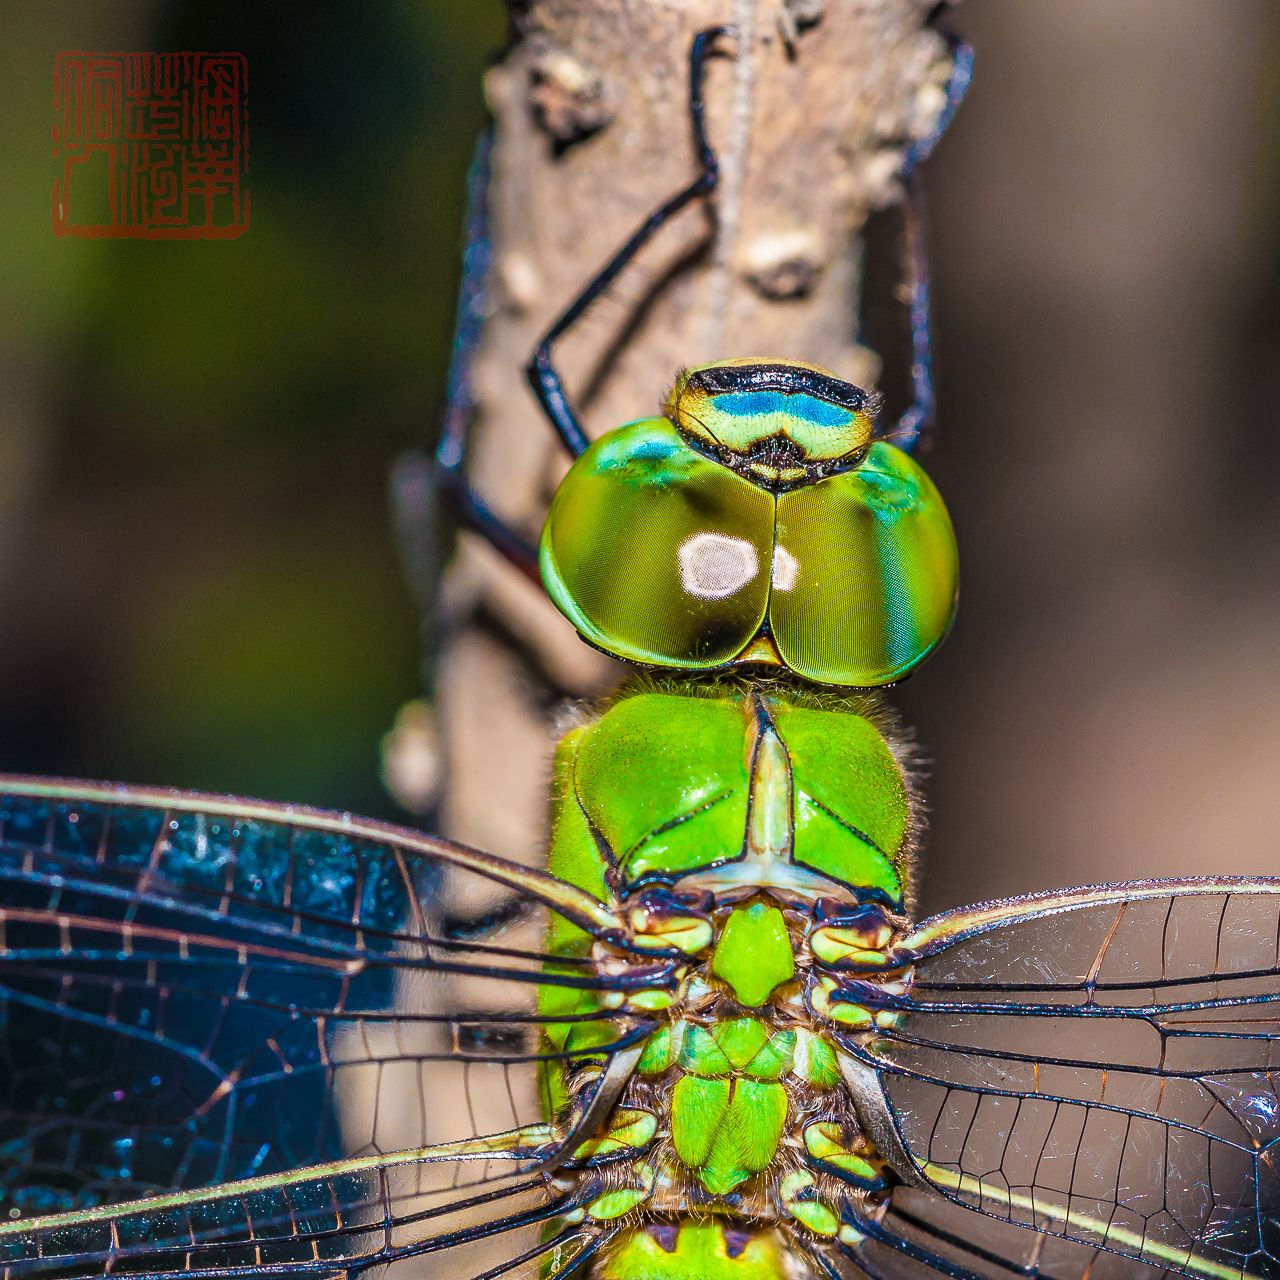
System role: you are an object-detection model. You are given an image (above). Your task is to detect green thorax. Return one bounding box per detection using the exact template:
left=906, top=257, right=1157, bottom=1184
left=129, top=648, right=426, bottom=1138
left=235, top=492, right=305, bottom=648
left=538, top=679, right=912, bottom=1112
left=668, top=1024, right=791, bottom=1195
left=547, top=679, right=914, bottom=912
left=539, top=358, right=958, bottom=688
left=632, top=1014, right=840, bottom=1198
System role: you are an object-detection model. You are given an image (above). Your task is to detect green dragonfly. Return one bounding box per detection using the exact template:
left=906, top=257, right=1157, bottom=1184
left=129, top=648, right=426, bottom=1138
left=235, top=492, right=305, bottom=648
left=1, top=24, right=1277, bottom=1280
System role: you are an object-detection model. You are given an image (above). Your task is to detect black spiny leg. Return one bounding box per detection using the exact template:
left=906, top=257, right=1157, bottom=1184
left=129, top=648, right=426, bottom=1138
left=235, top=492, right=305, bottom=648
left=526, top=26, right=732, bottom=460
left=837, top=1202, right=994, bottom=1280
left=833, top=1194, right=1084, bottom=1280
left=417, top=129, right=541, bottom=584
left=886, top=32, right=974, bottom=455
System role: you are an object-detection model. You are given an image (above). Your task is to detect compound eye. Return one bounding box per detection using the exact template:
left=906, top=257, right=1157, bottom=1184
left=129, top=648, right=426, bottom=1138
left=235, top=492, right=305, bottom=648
left=540, top=419, right=774, bottom=668
left=770, top=443, right=958, bottom=686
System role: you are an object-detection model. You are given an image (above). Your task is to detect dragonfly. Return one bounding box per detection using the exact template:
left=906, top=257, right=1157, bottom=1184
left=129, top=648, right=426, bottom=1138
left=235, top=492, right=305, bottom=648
left=1, top=23, right=1278, bottom=1280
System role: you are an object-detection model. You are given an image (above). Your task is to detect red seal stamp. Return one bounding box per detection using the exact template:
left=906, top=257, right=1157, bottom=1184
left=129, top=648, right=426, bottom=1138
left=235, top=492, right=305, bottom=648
left=52, top=51, right=249, bottom=240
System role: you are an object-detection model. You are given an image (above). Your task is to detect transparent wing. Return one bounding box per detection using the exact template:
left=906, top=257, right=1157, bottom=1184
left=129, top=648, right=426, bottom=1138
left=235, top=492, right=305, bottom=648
left=851, top=880, right=1280, bottom=1280
left=0, top=1134, right=609, bottom=1280
left=0, top=777, right=657, bottom=1277
left=832, top=1188, right=1205, bottom=1280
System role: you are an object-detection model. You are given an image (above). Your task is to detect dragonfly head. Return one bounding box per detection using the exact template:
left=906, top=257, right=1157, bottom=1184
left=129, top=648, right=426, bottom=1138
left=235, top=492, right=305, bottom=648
left=539, top=358, right=958, bottom=688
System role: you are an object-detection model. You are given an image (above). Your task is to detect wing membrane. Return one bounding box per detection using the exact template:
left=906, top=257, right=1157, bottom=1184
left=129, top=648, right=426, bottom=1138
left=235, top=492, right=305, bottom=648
left=0, top=778, right=651, bottom=1276
left=0, top=1136, right=595, bottom=1278
left=855, top=880, right=1280, bottom=1280
left=849, top=1188, right=1194, bottom=1280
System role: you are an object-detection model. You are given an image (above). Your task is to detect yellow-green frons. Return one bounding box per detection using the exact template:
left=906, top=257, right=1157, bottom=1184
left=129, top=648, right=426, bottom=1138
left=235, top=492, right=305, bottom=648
left=668, top=359, right=875, bottom=468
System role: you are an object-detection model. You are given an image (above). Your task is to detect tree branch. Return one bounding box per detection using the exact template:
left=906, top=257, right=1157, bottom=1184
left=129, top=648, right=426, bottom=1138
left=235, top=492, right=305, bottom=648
left=437, top=0, right=959, bottom=864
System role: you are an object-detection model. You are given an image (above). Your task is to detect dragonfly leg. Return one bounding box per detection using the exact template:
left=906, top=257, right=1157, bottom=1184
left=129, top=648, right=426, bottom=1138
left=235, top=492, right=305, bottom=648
left=882, top=1202, right=1057, bottom=1280
left=539, top=1224, right=617, bottom=1280
left=355, top=1190, right=601, bottom=1278
left=836, top=1198, right=994, bottom=1280
left=419, top=129, right=541, bottom=585
left=525, top=26, right=733, bottom=459
left=885, top=31, right=974, bottom=454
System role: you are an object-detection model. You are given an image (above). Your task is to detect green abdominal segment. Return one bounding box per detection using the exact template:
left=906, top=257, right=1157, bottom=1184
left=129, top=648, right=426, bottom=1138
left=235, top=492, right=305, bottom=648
left=600, top=1222, right=789, bottom=1280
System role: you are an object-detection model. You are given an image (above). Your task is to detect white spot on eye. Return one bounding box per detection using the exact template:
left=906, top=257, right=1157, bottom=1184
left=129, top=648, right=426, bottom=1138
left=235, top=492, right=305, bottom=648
left=771, top=545, right=799, bottom=591
left=677, top=532, right=759, bottom=600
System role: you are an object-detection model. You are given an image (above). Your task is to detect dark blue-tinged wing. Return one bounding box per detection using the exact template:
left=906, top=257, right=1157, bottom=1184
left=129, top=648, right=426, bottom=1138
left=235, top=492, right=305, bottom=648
left=0, top=778, right=655, bottom=1278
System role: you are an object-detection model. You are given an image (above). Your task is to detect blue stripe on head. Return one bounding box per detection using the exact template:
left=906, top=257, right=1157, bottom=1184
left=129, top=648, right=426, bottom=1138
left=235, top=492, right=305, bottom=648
left=709, top=390, right=853, bottom=429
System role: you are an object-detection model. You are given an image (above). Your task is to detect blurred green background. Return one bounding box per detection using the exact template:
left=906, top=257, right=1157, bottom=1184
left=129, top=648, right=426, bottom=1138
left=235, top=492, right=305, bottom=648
left=0, top=3, right=1278, bottom=904
left=0, top=2, right=504, bottom=815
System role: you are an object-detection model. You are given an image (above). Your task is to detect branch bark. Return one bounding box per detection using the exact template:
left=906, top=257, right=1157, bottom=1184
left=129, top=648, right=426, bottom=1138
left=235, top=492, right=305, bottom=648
left=437, top=0, right=958, bottom=867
